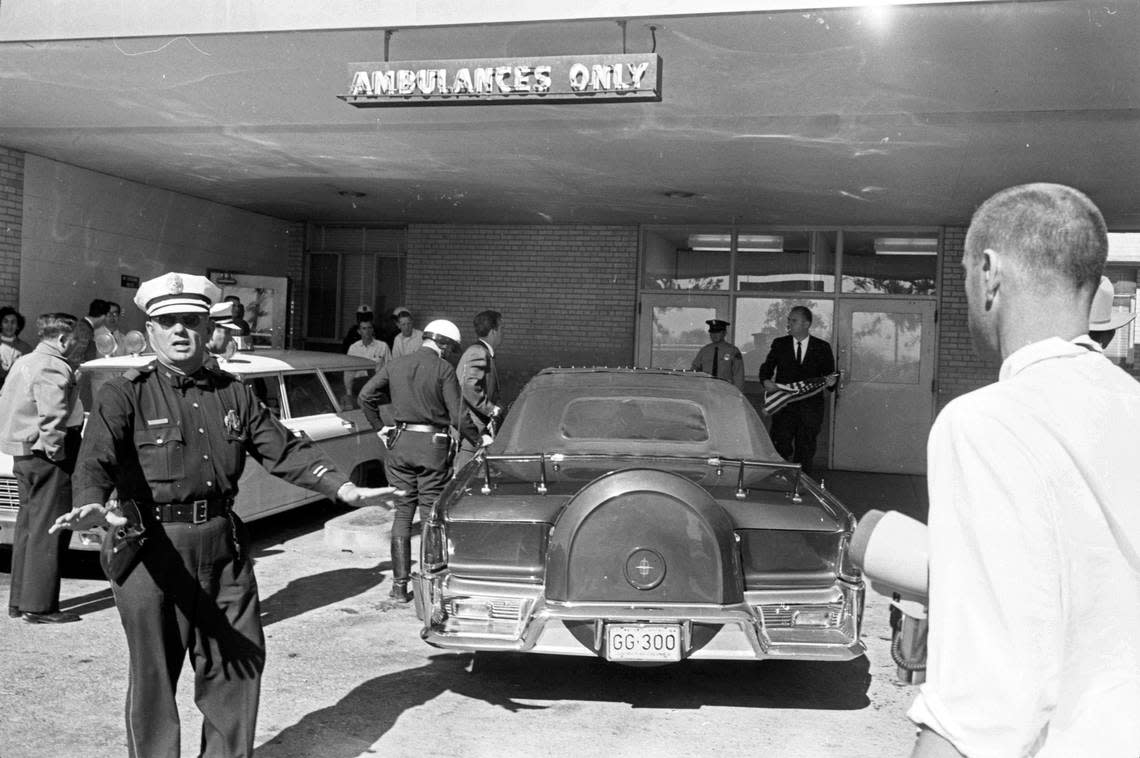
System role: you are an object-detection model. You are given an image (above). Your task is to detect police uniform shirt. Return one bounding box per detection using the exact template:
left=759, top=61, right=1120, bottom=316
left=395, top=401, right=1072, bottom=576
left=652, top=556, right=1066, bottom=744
left=358, top=347, right=479, bottom=445
left=692, top=341, right=745, bottom=388
left=76, top=362, right=349, bottom=506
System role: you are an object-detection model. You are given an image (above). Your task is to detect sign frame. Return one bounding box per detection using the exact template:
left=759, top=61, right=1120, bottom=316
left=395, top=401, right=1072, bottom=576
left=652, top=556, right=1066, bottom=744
left=339, top=53, right=662, bottom=107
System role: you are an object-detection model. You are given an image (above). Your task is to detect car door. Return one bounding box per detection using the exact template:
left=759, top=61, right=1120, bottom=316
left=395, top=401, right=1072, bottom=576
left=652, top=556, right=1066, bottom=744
left=313, top=367, right=386, bottom=482
left=233, top=371, right=319, bottom=520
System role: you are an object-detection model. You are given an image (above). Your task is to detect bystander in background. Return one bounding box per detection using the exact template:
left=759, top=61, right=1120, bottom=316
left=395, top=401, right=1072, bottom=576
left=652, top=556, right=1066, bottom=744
left=0, top=306, right=33, bottom=386
left=0, top=313, right=83, bottom=624
left=391, top=305, right=423, bottom=359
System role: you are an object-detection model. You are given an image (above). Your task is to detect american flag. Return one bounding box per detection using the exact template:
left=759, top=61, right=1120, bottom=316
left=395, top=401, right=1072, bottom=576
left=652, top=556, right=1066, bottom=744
left=762, top=373, right=838, bottom=416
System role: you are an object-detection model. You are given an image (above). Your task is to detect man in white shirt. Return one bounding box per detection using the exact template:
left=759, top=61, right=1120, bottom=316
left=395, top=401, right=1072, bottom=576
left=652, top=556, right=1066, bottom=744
left=346, top=320, right=390, bottom=399
left=910, top=183, right=1140, bottom=757
left=390, top=306, right=423, bottom=359
left=347, top=320, right=390, bottom=367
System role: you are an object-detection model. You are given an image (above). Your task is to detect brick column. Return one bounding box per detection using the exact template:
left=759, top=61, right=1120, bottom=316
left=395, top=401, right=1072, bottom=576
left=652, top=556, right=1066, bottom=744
left=0, top=147, right=24, bottom=307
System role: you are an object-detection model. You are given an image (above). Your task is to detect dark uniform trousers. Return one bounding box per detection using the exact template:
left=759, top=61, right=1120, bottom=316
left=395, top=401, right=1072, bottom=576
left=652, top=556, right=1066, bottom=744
left=9, top=428, right=81, bottom=613
left=109, top=515, right=262, bottom=758
left=77, top=362, right=349, bottom=758
left=359, top=347, right=477, bottom=588
left=385, top=430, right=452, bottom=546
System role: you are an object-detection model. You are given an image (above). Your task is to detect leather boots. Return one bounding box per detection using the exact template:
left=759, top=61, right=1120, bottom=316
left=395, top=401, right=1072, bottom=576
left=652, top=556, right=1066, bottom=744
left=389, top=537, right=413, bottom=603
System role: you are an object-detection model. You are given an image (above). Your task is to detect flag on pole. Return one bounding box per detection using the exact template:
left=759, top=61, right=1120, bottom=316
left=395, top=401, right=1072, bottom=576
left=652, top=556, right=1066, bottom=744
left=762, top=373, right=838, bottom=416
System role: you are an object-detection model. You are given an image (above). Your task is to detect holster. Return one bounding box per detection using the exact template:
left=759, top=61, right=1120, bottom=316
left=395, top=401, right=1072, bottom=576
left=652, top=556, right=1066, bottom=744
left=378, top=425, right=401, bottom=450
left=100, top=499, right=148, bottom=585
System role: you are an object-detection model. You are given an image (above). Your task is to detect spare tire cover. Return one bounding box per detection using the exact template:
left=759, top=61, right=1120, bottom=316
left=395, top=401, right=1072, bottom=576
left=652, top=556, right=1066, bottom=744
left=545, top=468, right=742, bottom=604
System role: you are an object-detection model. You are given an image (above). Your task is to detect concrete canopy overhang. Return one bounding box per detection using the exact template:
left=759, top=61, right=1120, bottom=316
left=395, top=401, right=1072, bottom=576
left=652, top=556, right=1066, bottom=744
left=0, top=0, right=1136, bottom=228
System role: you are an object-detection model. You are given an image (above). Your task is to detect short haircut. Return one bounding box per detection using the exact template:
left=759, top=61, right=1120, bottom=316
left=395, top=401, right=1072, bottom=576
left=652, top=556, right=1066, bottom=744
left=473, top=310, right=501, bottom=338
left=106, top=301, right=121, bottom=314
left=790, top=305, right=813, bottom=324
left=0, top=306, right=26, bottom=334
left=965, top=183, right=1107, bottom=293
left=88, top=299, right=111, bottom=318
left=37, top=312, right=77, bottom=340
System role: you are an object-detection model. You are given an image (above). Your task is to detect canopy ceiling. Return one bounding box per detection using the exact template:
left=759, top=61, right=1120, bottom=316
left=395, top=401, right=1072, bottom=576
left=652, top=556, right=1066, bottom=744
left=0, top=0, right=1136, bottom=228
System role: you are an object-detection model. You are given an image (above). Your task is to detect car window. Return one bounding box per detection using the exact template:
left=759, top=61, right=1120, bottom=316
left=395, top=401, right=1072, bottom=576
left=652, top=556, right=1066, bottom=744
left=560, top=397, right=709, bottom=442
left=322, top=369, right=364, bottom=411
left=284, top=372, right=336, bottom=418
left=249, top=375, right=284, bottom=419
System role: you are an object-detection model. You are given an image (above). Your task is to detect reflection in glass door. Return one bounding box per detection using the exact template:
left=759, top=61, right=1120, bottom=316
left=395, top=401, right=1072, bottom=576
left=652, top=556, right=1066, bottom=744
left=637, top=294, right=730, bottom=370
left=831, top=299, right=936, bottom=474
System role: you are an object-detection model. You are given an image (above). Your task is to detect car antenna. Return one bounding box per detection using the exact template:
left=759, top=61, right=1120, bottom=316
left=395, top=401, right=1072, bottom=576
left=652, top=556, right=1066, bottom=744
left=735, top=460, right=747, bottom=500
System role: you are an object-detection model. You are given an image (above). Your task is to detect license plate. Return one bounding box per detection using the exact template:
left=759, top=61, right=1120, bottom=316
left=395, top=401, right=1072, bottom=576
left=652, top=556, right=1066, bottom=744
left=605, top=624, right=682, bottom=662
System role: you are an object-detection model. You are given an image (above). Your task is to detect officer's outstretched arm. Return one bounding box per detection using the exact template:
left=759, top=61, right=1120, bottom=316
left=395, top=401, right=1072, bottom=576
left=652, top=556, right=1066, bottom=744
left=335, top=483, right=404, bottom=508
left=49, top=502, right=128, bottom=534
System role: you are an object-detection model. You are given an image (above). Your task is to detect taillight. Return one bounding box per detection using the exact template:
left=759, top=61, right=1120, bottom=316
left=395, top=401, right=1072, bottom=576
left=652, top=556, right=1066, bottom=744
left=837, top=533, right=860, bottom=583
left=421, top=518, right=447, bottom=572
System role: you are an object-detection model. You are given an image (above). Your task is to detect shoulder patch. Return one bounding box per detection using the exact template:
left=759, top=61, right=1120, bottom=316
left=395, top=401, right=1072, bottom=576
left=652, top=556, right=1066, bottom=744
left=123, top=361, right=158, bottom=382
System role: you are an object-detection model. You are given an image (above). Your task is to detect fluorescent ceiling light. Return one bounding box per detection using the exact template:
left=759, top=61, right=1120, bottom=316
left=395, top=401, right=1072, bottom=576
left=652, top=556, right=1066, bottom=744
left=874, top=237, right=939, bottom=255
left=687, top=233, right=784, bottom=252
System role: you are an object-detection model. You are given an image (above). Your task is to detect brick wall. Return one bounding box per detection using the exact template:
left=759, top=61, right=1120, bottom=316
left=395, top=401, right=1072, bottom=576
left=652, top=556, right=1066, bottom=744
left=935, top=226, right=999, bottom=409
left=406, top=225, right=639, bottom=402
left=0, top=147, right=23, bottom=307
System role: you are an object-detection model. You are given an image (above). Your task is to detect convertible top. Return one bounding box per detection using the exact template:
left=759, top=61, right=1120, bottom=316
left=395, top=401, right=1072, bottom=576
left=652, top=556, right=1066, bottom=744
left=491, top=367, right=780, bottom=461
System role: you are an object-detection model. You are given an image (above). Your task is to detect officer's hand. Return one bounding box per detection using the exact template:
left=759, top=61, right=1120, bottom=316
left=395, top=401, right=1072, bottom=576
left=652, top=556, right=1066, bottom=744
left=49, top=503, right=127, bottom=534
left=762, top=379, right=778, bottom=392
left=480, top=434, right=495, bottom=448
left=825, top=373, right=838, bottom=388
left=336, top=483, right=404, bottom=509
left=490, top=405, right=502, bottom=420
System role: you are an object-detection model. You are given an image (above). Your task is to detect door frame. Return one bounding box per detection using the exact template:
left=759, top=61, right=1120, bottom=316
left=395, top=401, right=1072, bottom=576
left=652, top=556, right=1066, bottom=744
left=830, top=297, right=938, bottom=474
left=637, top=293, right=731, bottom=369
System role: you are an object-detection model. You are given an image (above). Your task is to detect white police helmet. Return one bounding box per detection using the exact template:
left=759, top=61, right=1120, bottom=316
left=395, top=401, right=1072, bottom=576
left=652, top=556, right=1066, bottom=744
left=422, top=319, right=461, bottom=347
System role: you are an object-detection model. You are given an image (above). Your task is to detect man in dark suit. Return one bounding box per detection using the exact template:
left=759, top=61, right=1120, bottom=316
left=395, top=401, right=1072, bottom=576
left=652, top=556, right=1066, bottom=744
left=64, top=298, right=110, bottom=369
left=454, top=309, right=504, bottom=473
left=758, top=305, right=837, bottom=475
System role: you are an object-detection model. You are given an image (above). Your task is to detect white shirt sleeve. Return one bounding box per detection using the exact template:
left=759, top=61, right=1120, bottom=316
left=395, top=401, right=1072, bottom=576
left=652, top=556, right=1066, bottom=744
left=908, top=399, right=1063, bottom=757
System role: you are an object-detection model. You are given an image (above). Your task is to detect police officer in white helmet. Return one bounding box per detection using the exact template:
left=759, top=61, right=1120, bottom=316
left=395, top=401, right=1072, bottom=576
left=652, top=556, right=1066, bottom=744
left=358, top=319, right=479, bottom=602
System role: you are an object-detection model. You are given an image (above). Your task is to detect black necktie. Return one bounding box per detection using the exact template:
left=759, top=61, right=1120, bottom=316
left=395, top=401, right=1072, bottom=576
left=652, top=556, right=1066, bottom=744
left=795, top=340, right=802, bottom=364
left=712, top=346, right=719, bottom=378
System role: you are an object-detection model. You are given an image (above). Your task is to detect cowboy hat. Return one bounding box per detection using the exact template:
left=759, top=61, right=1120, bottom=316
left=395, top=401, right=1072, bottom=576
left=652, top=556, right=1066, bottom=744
left=1088, top=276, right=1136, bottom=332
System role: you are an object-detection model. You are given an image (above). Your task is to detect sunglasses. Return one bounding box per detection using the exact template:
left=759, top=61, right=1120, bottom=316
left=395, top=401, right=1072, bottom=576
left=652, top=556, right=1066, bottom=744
left=152, top=314, right=203, bottom=329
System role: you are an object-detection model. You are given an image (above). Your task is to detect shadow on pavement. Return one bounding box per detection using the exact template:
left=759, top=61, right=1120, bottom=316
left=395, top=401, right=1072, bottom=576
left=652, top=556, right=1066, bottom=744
left=258, top=559, right=390, bottom=626
left=256, top=652, right=870, bottom=757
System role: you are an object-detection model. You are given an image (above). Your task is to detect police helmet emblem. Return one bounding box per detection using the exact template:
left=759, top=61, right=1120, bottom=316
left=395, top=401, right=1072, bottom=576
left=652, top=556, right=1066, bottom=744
left=166, top=273, right=185, bottom=294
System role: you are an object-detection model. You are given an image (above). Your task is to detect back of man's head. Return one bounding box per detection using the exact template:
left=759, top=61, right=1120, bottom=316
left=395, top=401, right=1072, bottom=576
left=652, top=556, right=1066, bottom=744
left=965, top=183, right=1107, bottom=296
left=473, top=310, right=501, bottom=338
left=38, top=312, right=77, bottom=341
left=88, top=298, right=111, bottom=318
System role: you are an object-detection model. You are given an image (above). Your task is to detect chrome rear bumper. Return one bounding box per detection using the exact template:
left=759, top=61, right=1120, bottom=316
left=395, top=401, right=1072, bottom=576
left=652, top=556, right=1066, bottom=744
left=412, top=572, right=864, bottom=661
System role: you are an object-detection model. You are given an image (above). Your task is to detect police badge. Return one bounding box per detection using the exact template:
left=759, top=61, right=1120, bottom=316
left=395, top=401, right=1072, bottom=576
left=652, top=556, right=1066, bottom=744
left=224, top=409, right=245, bottom=441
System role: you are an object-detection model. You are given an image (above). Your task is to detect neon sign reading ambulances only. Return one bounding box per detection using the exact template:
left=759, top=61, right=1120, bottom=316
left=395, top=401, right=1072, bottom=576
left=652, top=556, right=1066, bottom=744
left=339, top=54, right=661, bottom=106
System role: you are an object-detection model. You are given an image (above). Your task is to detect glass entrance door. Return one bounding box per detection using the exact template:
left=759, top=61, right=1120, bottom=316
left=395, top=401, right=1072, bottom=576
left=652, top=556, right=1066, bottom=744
left=637, top=293, right=730, bottom=370
left=831, top=298, right=936, bottom=474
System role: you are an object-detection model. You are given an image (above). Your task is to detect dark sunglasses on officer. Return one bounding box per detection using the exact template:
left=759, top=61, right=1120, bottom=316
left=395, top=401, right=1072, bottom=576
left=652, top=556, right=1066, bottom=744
left=151, top=313, right=204, bottom=329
